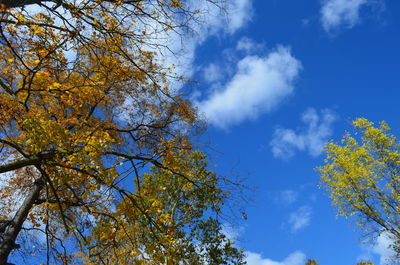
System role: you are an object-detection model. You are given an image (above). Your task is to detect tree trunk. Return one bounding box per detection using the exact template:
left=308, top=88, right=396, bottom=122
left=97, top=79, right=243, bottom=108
left=0, top=0, right=48, bottom=8
left=0, top=178, right=44, bottom=265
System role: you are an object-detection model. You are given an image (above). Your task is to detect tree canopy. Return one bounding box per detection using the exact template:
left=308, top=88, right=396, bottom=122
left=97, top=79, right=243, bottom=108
left=318, top=118, right=400, bottom=258
left=0, top=0, right=245, bottom=264
left=305, top=259, right=375, bottom=264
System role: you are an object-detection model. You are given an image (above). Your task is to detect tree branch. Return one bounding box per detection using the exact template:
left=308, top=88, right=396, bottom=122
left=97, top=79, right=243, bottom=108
left=0, top=151, right=56, bottom=174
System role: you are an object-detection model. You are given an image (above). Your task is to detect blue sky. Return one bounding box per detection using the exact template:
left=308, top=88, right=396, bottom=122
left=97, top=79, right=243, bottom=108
left=173, top=0, right=400, bottom=264
left=5, top=1, right=399, bottom=264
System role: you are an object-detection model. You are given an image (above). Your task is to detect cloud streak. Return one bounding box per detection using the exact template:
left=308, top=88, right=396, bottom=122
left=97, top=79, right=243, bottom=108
left=246, top=251, right=306, bottom=265
left=227, top=0, right=253, bottom=34
left=272, top=190, right=298, bottom=206
left=320, top=0, right=370, bottom=32
left=199, top=46, right=301, bottom=129
left=372, top=232, right=398, bottom=265
left=270, top=108, right=337, bottom=159
left=148, top=0, right=253, bottom=88
left=288, top=206, right=312, bottom=233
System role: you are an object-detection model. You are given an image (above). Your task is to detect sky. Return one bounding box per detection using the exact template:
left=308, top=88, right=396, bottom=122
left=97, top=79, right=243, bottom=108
left=172, top=0, right=400, bottom=264
left=2, top=1, right=399, bottom=264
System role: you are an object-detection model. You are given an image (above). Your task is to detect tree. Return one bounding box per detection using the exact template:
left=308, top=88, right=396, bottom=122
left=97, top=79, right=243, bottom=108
left=318, top=118, right=400, bottom=257
left=304, top=260, right=375, bottom=264
left=0, top=0, right=245, bottom=264
left=81, top=150, right=245, bottom=265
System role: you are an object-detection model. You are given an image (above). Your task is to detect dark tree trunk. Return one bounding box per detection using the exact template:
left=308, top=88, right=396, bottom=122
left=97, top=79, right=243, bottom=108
left=0, top=0, right=52, bottom=8
left=0, top=178, right=44, bottom=265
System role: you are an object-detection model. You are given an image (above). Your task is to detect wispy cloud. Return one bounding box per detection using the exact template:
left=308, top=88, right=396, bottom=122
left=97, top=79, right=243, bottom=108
left=320, top=0, right=376, bottom=32
left=273, top=190, right=298, bottom=206
left=189, top=0, right=253, bottom=39
left=246, top=251, right=306, bottom=265
left=152, top=0, right=253, bottom=84
left=372, top=232, right=398, bottom=265
left=203, top=63, right=223, bottom=83
left=288, top=206, right=312, bottom=233
left=270, top=108, right=337, bottom=159
left=226, top=0, right=253, bottom=34
left=199, top=45, right=301, bottom=129
left=236, top=36, right=264, bottom=53
left=358, top=231, right=398, bottom=265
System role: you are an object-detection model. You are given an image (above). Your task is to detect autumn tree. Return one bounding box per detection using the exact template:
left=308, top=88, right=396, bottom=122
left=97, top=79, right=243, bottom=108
left=0, top=0, right=245, bottom=264
left=318, top=118, right=400, bottom=258
left=305, top=259, right=376, bottom=264
left=82, top=150, right=245, bottom=265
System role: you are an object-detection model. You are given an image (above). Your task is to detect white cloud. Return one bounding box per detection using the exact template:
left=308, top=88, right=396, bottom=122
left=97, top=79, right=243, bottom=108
left=136, top=0, right=253, bottom=89
left=246, top=251, right=306, bottom=265
left=221, top=223, right=243, bottom=241
left=372, top=232, right=398, bottom=265
left=358, top=232, right=400, bottom=265
left=270, top=108, right=337, bottom=159
left=199, top=46, right=301, bottom=129
left=227, top=0, right=253, bottom=34
left=236, top=37, right=264, bottom=53
left=320, top=0, right=369, bottom=32
left=189, top=0, right=252, bottom=38
left=203, top=63, right=223, bottom=83
left=274, top=190, right=298, bottom=206
left=288, top=206, right=312, bottom=233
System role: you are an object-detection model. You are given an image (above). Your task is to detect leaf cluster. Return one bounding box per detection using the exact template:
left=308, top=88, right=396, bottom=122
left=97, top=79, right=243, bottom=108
left=0, top=0, right=244, bottom=264
left=318, top=118, right=400, bottom=257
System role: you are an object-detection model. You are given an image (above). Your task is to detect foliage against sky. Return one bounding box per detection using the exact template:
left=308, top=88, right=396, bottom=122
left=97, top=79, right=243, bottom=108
left=175, top=0, right=400, bottom=264
left=319, top=118, right=400, bottom=258
left=0, top=0, right=246, bottom=264
left=1, top=0, right=400, bottom=264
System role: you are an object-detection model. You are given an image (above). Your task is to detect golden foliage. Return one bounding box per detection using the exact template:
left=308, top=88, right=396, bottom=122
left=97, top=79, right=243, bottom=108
left=318, top=118, right=400, bottom=257
left=0, top=0, right=244, bottom=264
